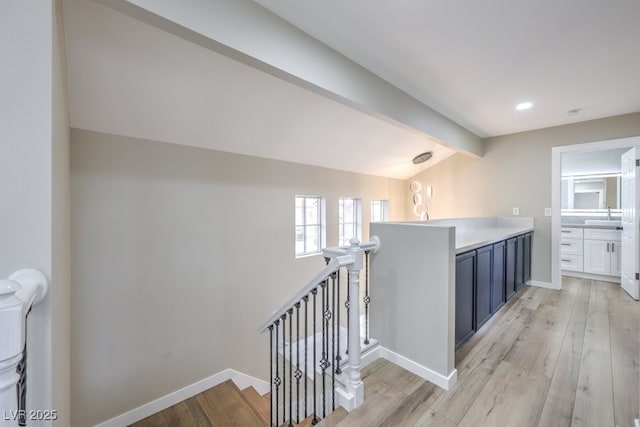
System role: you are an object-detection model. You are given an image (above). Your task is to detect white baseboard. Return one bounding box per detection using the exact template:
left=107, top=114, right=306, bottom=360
left=378, top=347, right=457, bottom=390
left=527, top=280, right=560, bottom=290
left=95, top=369, right=269, bottom=427
left=95, top=346, right=455, bottom=426
left=228, top=370, right=270, bottom=395
left=360, top=343, right=382, bottom=368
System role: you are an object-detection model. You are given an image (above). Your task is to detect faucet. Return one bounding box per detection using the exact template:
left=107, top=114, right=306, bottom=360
left=607, top=206, right=611, bottom=220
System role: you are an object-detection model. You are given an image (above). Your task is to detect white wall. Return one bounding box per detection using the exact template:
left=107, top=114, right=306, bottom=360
left=70, top=129, right=405, bottom=426
left=0, top=1, right=70, bottom=425
left=406, top=113, right=640, bottom=284
left=370, top=222, right=455, bottom=380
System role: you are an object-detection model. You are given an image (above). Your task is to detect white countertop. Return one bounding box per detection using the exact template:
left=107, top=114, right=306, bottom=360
left=405, top=217, right=534, bottom=254
left=561, top=224, right=620, bottom=230
left=456, top=226, right=534, bottom=254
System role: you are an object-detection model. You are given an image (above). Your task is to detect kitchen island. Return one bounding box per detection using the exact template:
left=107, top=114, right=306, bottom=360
left=369, top=217, right=534, bottom=391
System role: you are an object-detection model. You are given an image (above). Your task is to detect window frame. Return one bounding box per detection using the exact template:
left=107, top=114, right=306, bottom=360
left=295, top=195, right=325, bottom=257
left=370, top=199, right=389, bottom=223
left=338, top=197, right=362, bottom=246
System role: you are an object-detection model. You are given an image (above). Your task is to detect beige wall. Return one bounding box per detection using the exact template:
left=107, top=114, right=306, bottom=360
left=406, top=112, right=640, bottom=283
left=70, top=129, right=405, bottom=426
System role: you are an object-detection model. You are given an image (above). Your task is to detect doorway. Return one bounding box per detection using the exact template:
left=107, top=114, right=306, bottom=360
left=551, top=136, right=640, bottom=289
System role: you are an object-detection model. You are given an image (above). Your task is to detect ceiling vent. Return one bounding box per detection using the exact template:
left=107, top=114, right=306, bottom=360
left=412, top=151, right=433, bottom=165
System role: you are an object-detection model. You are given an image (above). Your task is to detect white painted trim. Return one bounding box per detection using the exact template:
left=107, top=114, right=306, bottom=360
left=360, top=342, right=382, bottom=368
left=634, top=418, right=639, bottom=427
left=526, top=280, right=560, bottom=290
left=378, top=347, right=457, bottom=390
left=229, top=369, right=270, bottom=395
left=94, top=345, right=456, bottom=425
left=94, top=369, right=268, bottom=427
left=551, top=136, right=640, bottom=293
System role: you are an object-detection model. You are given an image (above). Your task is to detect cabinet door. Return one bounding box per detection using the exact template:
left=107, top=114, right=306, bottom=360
left=610, top=241, right=622, bottom=277
left=476, top=246, right=493, bottom=328
left=524, top=233, right=532, bottom=282
left=505, top=238, right=516, bottom=300
left=584, top=239, right=610, bottom=275
left=491, top=241, right=505, bottom=312
left=455, top=251, right=475, bottom=348
left=516, top=234, right=525, bottom=291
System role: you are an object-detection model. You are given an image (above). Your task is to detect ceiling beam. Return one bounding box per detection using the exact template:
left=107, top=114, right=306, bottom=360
left=96, top=0, right=483, bottom=157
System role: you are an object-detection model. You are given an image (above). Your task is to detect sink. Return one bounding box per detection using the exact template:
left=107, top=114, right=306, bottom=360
left=584, top=220, right=621, bottom=227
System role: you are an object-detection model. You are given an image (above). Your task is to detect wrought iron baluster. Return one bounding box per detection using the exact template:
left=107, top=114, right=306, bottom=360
left=288, top=308, right=294, bottom=427
left=274, top=319, right=280, bottom=426
left=303, top=295, right=309, bottom=420
left=269, top=325, right=274, bottom=427
left=295, top=302, right=301, bottom=424
left=331, top=272, right=336, bottom=411
left=336, top=269, right=342, bottom=375
left=281, top=313, right=287, bottom=426
left=312, top=288, right=318, bottom=425
left=320, top=280, right=328, bottom=419
left=364, top=250, right=371, bottom=345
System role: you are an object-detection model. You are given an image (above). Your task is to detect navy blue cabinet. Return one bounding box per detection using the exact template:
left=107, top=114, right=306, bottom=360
left=455, top=250, right=476, bottom=348
left=505, top=237, right=516, bottom=300
left=476, top=245, right=493, bottom=328
left=524, top=233, right=532, bottom=282
left=491, top=241, right=506, bottom=313
left=516, top=234, right=525, bottom=291
left=455, top=232, right=532, bottom=348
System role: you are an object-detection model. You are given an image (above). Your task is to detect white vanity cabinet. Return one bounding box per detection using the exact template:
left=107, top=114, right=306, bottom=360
left=560, top=228, right=583, bottom=272
left=561, top=226, right=621, bottom=281
left=583, top=229, right=621, bottom=277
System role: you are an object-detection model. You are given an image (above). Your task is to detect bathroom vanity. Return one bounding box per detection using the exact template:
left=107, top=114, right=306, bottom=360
left=561, top=222, right=621, bottom=283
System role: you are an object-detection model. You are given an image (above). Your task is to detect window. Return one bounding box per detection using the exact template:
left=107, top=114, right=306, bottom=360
left=339, top=198, right=361, bottom=246
left=371, top=200, right=389, bottom=223
left=295, top=195, right=324, bottom=256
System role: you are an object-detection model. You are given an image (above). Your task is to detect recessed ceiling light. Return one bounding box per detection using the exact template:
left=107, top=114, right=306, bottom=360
left=516, top=102, right=533, bottom=111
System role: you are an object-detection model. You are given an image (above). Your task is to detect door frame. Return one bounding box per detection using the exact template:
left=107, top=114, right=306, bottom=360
left=551, top=136, right=640, bottom=289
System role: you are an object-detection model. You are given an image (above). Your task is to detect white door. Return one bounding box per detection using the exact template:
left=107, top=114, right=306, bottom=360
left=621, top=147, right=639, bottom=300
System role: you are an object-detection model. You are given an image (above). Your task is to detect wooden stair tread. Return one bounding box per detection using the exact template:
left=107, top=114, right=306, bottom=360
left=279, top=414, right=315, bottom=427
left=295, top=415, right=316, bottom=427
left=197, top=380, right=269, bottom=427
left=316, top=407, right=348, bottom=426
left=242, top=386, right=270, bottom=425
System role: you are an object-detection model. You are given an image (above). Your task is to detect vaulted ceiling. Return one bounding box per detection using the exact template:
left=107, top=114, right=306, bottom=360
left=63, top=0, right=640, bottom=179
left=255, top=0, right=640, bottom=138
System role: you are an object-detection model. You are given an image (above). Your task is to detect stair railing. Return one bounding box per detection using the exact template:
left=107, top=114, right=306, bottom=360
left=258, top=237, right=379, bottom=426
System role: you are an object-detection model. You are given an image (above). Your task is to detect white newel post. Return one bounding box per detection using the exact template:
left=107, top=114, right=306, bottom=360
left=0, top=270, right=48, bottom=427
left=346, top=239, right=364, bottom=408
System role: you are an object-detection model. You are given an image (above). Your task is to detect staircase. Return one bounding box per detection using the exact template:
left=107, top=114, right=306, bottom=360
left=132, top=238, right=380, bottom=427
left=258, top=238, right=380, bottom=425
left=130, top=379, right=348, bottom=426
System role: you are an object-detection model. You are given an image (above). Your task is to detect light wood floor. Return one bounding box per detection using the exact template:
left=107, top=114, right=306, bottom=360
left=131, top=277, right=639, bottom=426
left=346, top=277, right=640, bottom=427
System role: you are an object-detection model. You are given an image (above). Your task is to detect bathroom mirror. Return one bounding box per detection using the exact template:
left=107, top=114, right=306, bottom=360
left=561, top=147, right=626, bottom=216
left=561, top=175, right=620, bottom=210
